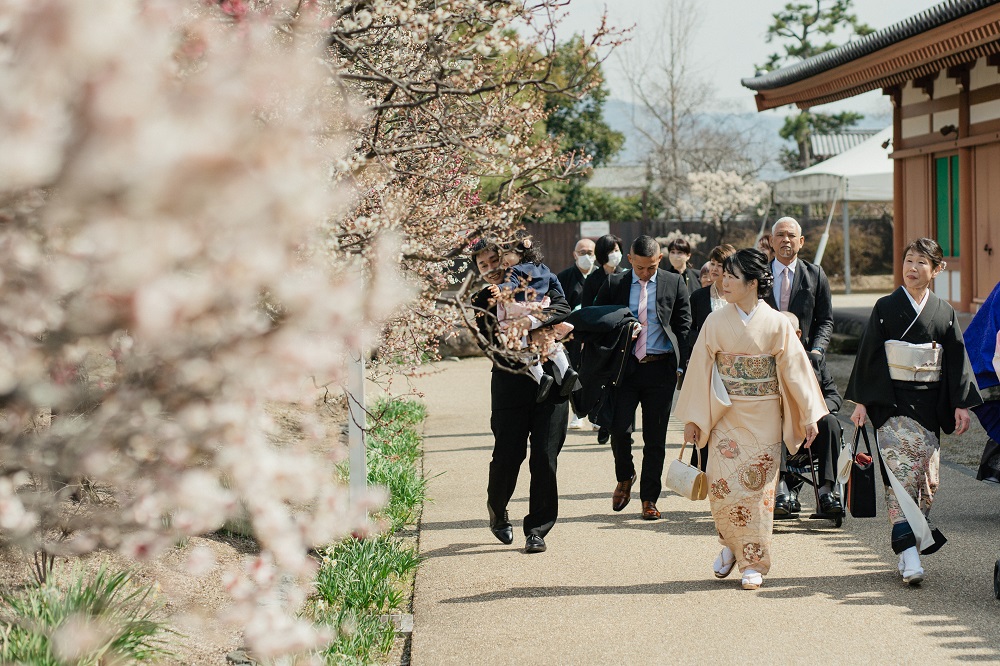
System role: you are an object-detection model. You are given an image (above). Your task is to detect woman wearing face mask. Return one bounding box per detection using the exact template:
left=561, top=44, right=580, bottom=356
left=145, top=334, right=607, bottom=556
left=579, top=234, right=624, bottom=446
left=580, top=234, right=624, bottom=309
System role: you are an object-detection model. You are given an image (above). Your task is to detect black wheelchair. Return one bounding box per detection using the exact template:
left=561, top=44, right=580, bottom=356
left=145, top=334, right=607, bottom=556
left=775, top=419, right=846, bottom=528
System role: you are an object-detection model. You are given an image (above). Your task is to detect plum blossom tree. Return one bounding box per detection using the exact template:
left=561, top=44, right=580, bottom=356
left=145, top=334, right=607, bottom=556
left=677, top=171, right=771, bottom=242
left=0, top=0, right=399, bottom=657
left=0, top=0, right=618, bottom=658
left=324, top=1, right=619, bottom=368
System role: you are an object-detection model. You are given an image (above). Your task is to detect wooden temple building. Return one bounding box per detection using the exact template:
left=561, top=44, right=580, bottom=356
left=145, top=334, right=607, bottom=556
left=743, top=0, right=1000, bottom=312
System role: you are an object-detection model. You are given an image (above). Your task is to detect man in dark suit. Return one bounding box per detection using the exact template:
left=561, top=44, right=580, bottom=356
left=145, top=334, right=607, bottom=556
left=765, top=216, right=834, bottom=355
left=594, top=235, right=691, bottom=520
left=557, top=238, right=596, bottom=430
left=470, top=240, right=571, bottom=554
left=556, top=238, right=596, bottom=311
left=765, top=217, right=835, bottom=513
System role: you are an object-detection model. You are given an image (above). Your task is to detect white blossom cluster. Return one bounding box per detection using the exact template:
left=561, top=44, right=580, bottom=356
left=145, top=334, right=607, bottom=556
left=0, top=0, right=398, bottom=656
left=677, top=170, right=771, bottom=224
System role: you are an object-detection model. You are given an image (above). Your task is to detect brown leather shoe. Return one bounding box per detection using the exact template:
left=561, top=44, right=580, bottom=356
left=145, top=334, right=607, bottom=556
left=612, top=473, right=636, bottom=512
left=641, top=501, right=661, bottom=520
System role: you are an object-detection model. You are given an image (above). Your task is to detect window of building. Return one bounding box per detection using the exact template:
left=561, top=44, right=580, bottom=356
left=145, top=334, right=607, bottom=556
left=935, top=154, right=959, bottom=257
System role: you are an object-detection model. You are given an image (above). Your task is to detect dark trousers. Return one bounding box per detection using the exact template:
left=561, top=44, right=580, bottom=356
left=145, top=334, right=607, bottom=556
left=488, top=368, right=568, bottom=537
left=783, top=412, right=841, bottom=490
left=609, top=354, right=677, bottom=503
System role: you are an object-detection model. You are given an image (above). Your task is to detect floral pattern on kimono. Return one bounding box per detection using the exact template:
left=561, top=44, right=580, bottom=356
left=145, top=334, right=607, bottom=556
left=878, top=416, right=940, bottom=524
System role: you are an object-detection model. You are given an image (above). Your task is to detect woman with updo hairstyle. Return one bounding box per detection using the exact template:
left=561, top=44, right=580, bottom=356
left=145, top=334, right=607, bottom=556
left=846, top=237, right=981, bottom=586
left=675, top=247, right=827, bottom=591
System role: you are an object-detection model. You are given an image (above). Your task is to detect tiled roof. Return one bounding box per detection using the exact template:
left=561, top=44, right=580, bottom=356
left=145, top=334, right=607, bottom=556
left=810, top=130, right=881, bottom=159
left=741, top=0, right=1000, bottom=92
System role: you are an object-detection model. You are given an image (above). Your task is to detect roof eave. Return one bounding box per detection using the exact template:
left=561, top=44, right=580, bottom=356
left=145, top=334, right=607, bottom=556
left=747, top=3, right=1000, bottom=111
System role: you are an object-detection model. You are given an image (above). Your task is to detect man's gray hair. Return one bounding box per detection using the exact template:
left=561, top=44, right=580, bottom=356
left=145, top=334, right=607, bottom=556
left=772, top=216, right=802, bottom=237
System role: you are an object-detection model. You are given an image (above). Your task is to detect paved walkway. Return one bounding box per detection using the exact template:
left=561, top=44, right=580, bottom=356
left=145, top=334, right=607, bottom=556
left=407, top=357, right=1000, bottom=665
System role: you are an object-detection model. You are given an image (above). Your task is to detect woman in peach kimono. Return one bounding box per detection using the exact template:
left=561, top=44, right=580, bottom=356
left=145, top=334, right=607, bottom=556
left=676, top=248, right=827, bottom=590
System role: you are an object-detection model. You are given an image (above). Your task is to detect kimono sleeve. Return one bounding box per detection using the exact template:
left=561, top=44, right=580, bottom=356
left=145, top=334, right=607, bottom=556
left=845, top=302, right=896, bottom=427
left=939, top=313, right=983, bottom=433
left=673, top=320, right=729, bottom=443
left=775, top=315, right=828, bottom=453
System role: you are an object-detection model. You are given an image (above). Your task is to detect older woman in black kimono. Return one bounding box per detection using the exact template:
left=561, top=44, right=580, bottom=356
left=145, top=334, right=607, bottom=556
left=847, top=238, right=982, bottom=586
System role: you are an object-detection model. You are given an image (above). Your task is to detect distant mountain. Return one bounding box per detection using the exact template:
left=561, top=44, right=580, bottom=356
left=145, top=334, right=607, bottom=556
left=600, top=98, right=887, bottom=182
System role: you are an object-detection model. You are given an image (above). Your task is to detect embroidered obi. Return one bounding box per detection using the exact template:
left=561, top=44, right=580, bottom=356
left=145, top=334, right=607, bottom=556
left=884, top=340, right=941, bottom=383
left=715, top=353, right=778, bottom=396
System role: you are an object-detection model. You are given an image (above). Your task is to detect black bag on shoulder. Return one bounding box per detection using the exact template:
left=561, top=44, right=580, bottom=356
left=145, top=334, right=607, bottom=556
left=846, top=424, right=877, bottom=518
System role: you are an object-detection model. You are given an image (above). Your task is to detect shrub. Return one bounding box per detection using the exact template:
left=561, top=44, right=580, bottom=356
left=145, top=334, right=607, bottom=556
left=0, top=564, right=173, bottom=664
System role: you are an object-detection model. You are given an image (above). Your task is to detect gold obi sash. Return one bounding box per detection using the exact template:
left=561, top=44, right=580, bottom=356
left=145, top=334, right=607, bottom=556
left=884, top=340, right=941, bottom=383
left=715, top=353, right=778, bottom=396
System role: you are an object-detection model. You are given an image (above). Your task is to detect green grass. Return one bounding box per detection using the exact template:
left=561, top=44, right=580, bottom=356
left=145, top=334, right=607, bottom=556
left=315, top=396, right=427, bottom=665
left=0, top=563, right=174, bottom=664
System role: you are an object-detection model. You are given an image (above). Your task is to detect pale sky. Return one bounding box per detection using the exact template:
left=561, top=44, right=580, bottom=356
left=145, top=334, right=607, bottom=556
left=555, top=0, right=943, bottom=119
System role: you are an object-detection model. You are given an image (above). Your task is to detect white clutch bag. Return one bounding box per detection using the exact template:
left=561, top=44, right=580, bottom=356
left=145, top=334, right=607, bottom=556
left=665, top=441, right=708, bottom=501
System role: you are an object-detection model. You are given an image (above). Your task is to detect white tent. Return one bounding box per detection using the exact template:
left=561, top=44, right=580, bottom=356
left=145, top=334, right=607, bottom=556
left=771, top=127, right=893, bottom=293
left=774, top=127, right=893, bottom=204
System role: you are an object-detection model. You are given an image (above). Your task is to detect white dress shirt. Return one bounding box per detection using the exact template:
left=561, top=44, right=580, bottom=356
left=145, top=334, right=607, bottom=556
left=771, top=257, right=798, bottom=307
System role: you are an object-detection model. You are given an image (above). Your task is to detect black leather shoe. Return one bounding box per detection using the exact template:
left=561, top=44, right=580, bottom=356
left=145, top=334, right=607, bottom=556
left=487, top=504, right=513, bottom=545
left=774, top=493, right=792, bottom=517
left=994, top=559, right=1000, bottom=600
left=597, top=427, right=610, bottom=445
left=818, top=492, right=844, bottom=516
left=559, top=368, right=580, bottom=397
left=536, top=374, right=554, bottom=403
left=788, top=490, right=801, bottom=515
left=525, top=534, right=546, bottom=553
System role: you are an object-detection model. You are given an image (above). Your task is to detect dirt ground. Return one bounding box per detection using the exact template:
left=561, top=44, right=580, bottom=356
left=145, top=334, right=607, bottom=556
left=0, top=396, right=349, bottom=665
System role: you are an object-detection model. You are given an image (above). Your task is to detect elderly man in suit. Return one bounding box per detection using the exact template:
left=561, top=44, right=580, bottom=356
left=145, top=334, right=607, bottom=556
left=594, top=235, right=692, bottom=520
left=765, top=217, right=834, bottom=354
left=765, top=216, right=835, bottom=513
left=558, top=238, right=596, bottom=430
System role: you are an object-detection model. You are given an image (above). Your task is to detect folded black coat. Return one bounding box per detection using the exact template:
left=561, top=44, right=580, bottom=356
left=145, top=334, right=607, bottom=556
left=551, top=306, right=638, bottom=425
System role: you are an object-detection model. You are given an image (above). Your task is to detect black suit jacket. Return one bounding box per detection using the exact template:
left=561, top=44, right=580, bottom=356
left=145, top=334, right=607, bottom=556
left=593, top=268, right=692, bottom=369
left=765, top=258, right=834, bottom=353
left=556, top=265, right=590, bottom=310
left=689, top=285, right=713, bottom=348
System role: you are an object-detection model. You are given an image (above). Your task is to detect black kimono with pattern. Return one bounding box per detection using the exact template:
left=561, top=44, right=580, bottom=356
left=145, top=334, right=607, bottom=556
left=846, top=288, right=982, bottom=435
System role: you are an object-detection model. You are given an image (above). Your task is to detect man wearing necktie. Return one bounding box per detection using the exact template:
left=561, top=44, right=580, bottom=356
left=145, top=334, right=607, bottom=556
left=764, top=216, right=835, bottom=515
left=594, top=235, right=692, bottom=520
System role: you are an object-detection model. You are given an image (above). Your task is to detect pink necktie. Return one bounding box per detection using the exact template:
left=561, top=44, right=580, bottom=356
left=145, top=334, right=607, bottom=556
left=780, top=267, right=791, bottom=311
left=635, top=280, right=648, bottom=360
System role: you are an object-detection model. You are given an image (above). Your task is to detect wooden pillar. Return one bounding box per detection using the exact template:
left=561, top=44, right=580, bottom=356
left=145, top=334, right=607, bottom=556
left=955, top=64, right=974, bottom=311
left=888, top=86, right=904, bottom=288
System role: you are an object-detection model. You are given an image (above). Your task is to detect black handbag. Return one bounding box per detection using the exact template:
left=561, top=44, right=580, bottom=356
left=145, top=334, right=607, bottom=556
left=846, top=424, right=878, bottom=518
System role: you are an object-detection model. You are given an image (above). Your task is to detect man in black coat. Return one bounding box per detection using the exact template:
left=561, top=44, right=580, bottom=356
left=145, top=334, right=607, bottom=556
left=765, top=217, right=834, bottom=356
left=765, top=217, right=836, bottom=514
left=470, top=240, right=571, bottom=554
left=557, top=238, right=597, bottom=429
left=594, top=235, right=691, bottom=520
left=556, top=238, right=596, bottom=311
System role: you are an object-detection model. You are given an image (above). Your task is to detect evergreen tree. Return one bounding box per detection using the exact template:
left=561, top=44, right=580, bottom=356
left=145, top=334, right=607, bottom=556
left=760, top=1, right=874, bottom=170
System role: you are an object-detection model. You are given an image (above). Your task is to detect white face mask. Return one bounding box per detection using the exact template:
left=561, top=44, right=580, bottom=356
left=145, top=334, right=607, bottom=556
left=576, top=254, right=595, bottom=272
left=607, top=251, right=622, bottom=268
